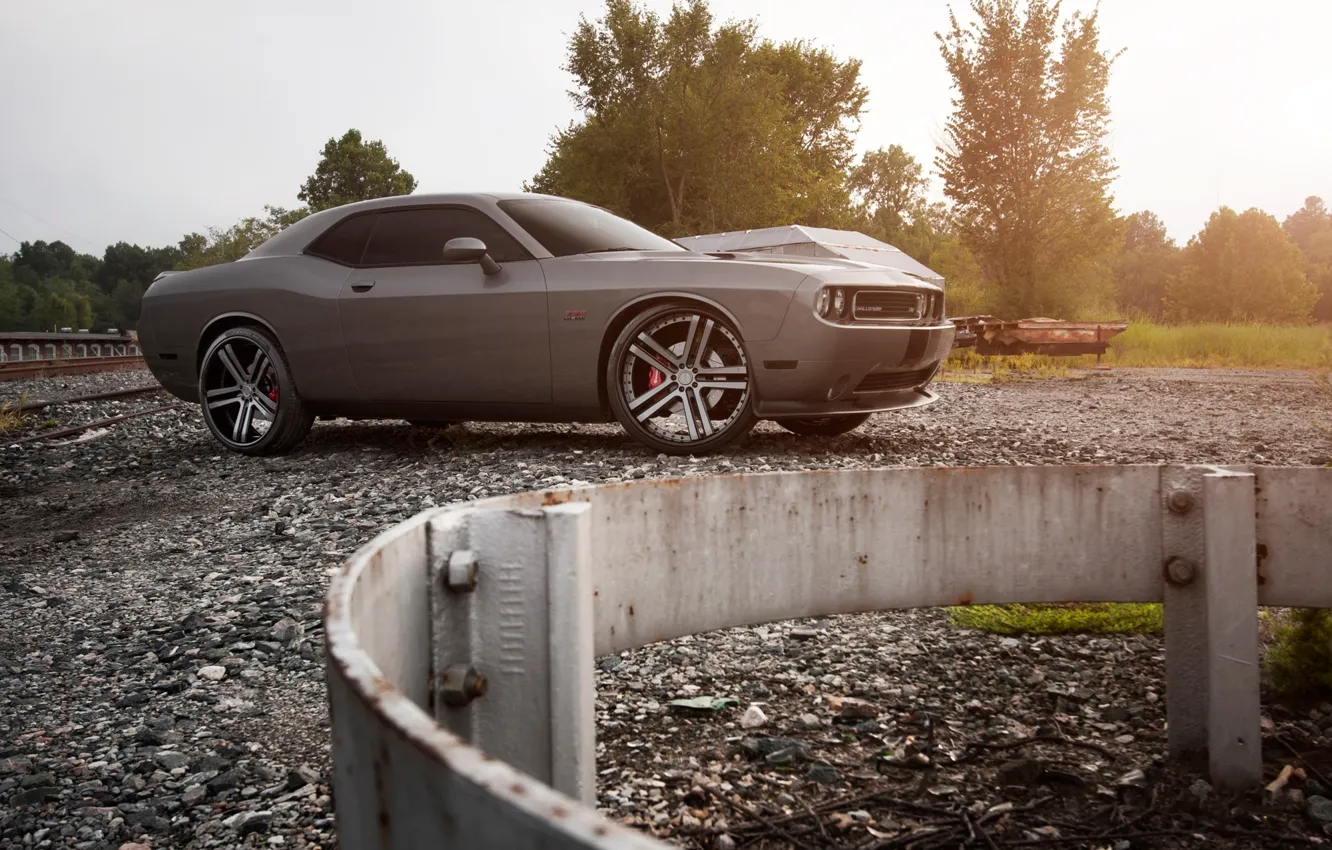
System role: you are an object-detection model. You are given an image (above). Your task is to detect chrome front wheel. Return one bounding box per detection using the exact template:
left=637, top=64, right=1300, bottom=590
left=607, top=304, right=756, bottom=454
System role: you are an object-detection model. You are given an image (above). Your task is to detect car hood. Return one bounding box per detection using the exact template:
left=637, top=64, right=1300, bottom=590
left=577, top=249, right=940, bottom=289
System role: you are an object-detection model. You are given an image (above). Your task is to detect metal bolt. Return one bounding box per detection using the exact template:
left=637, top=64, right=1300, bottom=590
left=446, top=550, right=478, bottom=592
left=440, top=664, right=487, bottom=707
left=1164, top=556, right=1198, bottom=586
left=1167, top=490, right=1194, bottom=514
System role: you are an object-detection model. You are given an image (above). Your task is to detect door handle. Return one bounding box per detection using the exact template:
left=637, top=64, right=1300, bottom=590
left=351, top=281, right=376, bottom=293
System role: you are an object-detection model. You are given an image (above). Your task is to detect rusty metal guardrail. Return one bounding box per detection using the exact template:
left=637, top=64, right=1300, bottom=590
left=323, top=464, right=1332, bottom=849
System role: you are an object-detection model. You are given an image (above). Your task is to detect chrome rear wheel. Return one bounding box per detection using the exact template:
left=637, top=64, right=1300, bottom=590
left=198, top=326, right=313, bottom=456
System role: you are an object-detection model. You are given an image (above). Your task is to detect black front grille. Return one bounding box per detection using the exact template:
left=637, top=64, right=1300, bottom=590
left=853, top=366, right=935, bottom=394
left=853, top=290, right=923, bottom=322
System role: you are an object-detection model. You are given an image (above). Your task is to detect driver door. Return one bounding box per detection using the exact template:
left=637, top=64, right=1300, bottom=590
left=337, top=206, right=551, bottom=404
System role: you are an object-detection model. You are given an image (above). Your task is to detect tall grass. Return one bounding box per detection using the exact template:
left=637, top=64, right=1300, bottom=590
left=0, top=393, right=27, bottom=435
left=943, top=322, right=1332, bottom=373
left=1105, top=322, right=1332, bottom=369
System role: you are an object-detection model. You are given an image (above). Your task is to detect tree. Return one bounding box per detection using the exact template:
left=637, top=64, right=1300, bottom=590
left=936, top=0, right=1123, bottom=318
left=529, top=0, right=867, bottom=236
left=297, top=129, right=418, bottom=212
left=1165, top=207, right=1318, bottom=324
left=96, top=242, right=181, bottom=296
left=1283, top=196, right=1332, bottom=321
left=14, top=240, right=79, bottom=281
left=176, top=206, right=309, bottom=271
left=850, top=146, right=927, bottom=234
left=848, top=144, right=936, bottom=257
left=109, top=279, right=145, bottom=329
left=1113, top=211, right=1180, bottom=318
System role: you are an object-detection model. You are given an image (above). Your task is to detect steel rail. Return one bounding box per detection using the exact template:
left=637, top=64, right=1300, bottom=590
left=13, top=384, right=164, bottom=412
left=9, top=403, right=183, bottom=444
left=0, top=356, right=147, bottom=382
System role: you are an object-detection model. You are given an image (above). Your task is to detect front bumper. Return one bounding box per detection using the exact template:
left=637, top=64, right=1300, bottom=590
left=748, top=285, right=955, bottom=419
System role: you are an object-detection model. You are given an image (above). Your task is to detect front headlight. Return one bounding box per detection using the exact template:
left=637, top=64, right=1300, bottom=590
left=833, top=289, right=845, bottom=317
left=815, top=287, right=830, bottom=317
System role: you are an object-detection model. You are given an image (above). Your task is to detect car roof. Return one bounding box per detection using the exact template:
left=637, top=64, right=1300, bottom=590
left=245, top=192, right=582, bottom=259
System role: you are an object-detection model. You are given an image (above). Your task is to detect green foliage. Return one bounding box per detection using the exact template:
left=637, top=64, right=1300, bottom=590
left=1113, top=211, right=1181, bottom=319
left=297, top=129, right=418, bottom=212
left=1165, top=207, right=1319, bottom=324
left=936, top=0, right=1123, bottom=319
left=1284, top=196, right=1332, bottom=321
left=0, top=236, right=184, bottom=332
left=944, top=323, right=1332, bottom=373
left=96, top=242, right=181, bottom=296
left=0, top=241, right=110, bottom=331
left=849, top=145, right=928, bottom=243
left=932, top=234, right=988, bottom=315
left=176, top=206, right=310, bottom=271
left=1264, top=609, right=1332, bottom=696
left=1106, top=321, right=1332, bottom=369
left=529, top=0, right=867, bottom=236
left=949, top=603, right=1163, bottom=635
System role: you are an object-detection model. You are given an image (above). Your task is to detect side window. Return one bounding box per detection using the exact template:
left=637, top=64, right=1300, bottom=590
left=306, top=213, right=377, bottom=265
left=360, top=208, right=530, bottom=266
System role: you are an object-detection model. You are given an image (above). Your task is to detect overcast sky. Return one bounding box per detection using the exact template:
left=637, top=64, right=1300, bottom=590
left=1, top=0, right=1328, bottom=254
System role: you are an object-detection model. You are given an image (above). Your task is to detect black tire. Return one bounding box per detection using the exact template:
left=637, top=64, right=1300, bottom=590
left=607, top=302, right=757, bottom=455
left=776, top=413, right=873, bottom=438
left=198, top=325, right=313, bottom=456
left=406, top=420, right=459, bottom=428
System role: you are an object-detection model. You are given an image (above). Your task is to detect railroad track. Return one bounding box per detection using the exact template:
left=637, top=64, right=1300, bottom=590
left=15, top=384, right=165, bottom=413
left=0, top=356, right=147, bottom=381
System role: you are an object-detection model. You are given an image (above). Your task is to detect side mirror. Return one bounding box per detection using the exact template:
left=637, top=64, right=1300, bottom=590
left=442, top=237, right=500, bottom=275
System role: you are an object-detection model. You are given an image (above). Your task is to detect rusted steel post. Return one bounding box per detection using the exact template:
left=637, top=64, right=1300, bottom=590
left=430, top=504, right=596, bottom=803
left=546, top=502, right=596, bottom=803
left=1162, top=467, right=1208, bottom=757
left=1202, top=469, right=1262, bottom=790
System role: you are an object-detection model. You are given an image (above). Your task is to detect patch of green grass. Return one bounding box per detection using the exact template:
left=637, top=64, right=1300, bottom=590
left=1105, top=322, right=1332, bottom=369
left=948, top=602, right=1164, bottom=635
left=1264, top=608, right=1332, bottom=696
left=941, top=323, right=1332, bottom=376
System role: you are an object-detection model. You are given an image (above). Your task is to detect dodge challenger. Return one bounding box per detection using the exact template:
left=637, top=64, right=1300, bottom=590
left=138, top=192, right=955, bottom=455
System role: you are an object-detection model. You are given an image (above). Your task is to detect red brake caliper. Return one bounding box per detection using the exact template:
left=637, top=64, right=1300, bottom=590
left=268, top=387, right=279, bottom=403
left=648, top=367, right=664, bottom=389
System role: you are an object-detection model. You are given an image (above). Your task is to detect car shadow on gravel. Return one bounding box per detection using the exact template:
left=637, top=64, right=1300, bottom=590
left=284, top=419, right=926, bottom=462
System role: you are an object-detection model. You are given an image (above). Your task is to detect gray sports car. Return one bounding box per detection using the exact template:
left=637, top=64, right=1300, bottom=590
left=139, top=192, right=955, bottom=455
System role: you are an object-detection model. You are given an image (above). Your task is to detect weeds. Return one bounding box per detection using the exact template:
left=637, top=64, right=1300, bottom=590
left=948, top=602, right=1164, bottom=635
left=940, top=349, right=1073, bottom=381
left=1264, top=608, right=1332, bottom=696
left=0, top=393, right=28, bottom=434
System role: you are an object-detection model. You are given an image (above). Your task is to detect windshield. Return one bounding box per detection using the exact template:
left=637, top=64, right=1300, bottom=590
left=497, top=199, right=684, bottom=257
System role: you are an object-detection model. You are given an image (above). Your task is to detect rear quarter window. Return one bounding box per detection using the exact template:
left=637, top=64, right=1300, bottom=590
left=305, top=213, right=377, bottom=265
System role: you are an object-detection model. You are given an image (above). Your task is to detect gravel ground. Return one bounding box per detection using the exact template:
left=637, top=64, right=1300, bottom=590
left=2, top=365, right=1331, bottom=850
